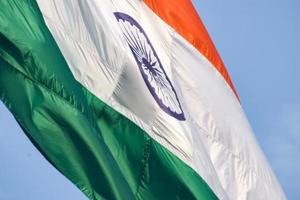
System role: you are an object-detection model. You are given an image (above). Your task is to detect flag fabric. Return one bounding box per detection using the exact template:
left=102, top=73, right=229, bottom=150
left=0, top=0, right=285, bottom=200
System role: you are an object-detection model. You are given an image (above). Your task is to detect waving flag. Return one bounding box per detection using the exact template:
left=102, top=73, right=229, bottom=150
left=0, top=0, right=285, bottom=199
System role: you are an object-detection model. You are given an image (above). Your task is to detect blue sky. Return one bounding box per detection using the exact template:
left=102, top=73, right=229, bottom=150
left=193, top=0, right=300, bottom=199
left=0, top=0, right=299, bottom=199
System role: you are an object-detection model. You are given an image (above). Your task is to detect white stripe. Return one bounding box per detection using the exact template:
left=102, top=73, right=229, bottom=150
left=37, top=0, right=285, bottom=199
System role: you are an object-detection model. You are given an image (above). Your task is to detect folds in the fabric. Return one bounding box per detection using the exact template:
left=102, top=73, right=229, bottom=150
left=0, top=1, right=218, bottom=199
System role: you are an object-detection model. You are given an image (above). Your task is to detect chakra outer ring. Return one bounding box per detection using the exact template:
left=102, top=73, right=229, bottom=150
left=114, top=12, right=185, bottom=121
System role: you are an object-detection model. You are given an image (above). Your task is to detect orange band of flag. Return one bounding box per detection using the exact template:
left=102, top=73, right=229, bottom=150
left=144, top=0, right=238, bottom=98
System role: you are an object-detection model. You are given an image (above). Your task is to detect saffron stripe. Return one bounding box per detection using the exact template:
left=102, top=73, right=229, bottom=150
left=144, top=0, right=238, bottom=98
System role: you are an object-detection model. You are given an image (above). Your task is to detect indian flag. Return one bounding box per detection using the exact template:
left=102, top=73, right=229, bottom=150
left=0, top=0, right=285, bottom=199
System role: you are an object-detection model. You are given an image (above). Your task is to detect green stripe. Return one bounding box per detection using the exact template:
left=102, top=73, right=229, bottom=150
left=0, top=1, right=218, bottom=199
